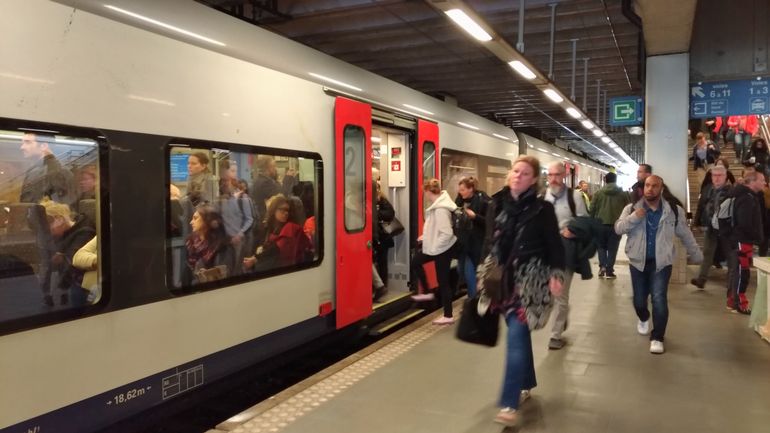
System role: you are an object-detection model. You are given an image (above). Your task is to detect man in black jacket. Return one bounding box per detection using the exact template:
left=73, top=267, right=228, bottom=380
left=630, top=164, right=652, bottom=204
left=691, top=166, right=731, bottom=289
left=720, top=170, right=765, bottom=314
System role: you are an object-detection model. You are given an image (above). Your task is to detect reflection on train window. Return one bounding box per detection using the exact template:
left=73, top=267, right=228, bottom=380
left=343, top=126, right=365, bottom=233
left=422, top=141, right=436, bottom=183
left=0, top=124, right=102, bottom=325
left=168, top=143, right=322, bottom=290
left=441, top=148, right=511, bottom=198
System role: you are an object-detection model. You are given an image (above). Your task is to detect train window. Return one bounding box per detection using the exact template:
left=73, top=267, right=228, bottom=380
left=0, top=123, right=103, bottom=327
left=167, top=142, right=322, bottom=291
left=342, top=126, right=365, bottom=233
left=422, top=141, right=436, bottom=183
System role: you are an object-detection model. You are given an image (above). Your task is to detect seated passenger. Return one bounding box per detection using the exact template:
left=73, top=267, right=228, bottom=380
left=72, top=236, right=99, bottom=303
left=186, top=205, right=233, bottom=284
left=243, top=194, right=311, bottom=271
left=41, top=199, right=96, bottom=307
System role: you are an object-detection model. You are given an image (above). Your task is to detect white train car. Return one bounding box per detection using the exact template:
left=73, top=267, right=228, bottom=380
left=519, top=133, right=609, bottom=193
left=0, top=1, right=523, bottom=431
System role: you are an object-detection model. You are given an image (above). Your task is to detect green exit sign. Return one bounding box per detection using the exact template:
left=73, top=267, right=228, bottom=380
left=609, top=96, right=643, bottom=126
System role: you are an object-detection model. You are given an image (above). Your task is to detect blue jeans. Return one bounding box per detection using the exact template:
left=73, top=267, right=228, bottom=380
left=500, top=313, right=537, bottom=409
left=597, top=225, right=621, bottom=273
left=457, top=253, right=478, bottom=299
left=629, top=260, right=672, bottom=341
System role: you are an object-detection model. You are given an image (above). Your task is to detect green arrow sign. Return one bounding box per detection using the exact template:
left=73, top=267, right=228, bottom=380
left=609, top=96, right=643, bottom=126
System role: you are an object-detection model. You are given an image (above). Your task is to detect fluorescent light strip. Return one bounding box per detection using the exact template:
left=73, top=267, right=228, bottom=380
left=0, top=72, right=55, bottom=85
left=0, top=134, right=23, bottom=140
left=601, top=136, right=611, bottom=143
left=581, top=120, right=594, bottom=129
left=552, top=152, right=562, bottom=157
left=55, top=138, right=96, bottom=145
left=592, top=129, right=605, bottom=137
left=492, top=133, right=511, bottom=140
left=457, top=121, right=479, bottom=130
left=18, top=128, right=60, bottom=134
left=105, top=5, right=226, bottom=46
left=509, top=61, right=536, bottom=80
left=309, top=73, right=362, bottom=92
left=528, top=144, right=534, bottom=148
left=537, top=147, right=550, bottom=153
left=127, top=94, right=176, bottom=106
left=543, top=88, right=564, bottom=103
left=402, top=104, right=434, bottom=115
left=445, top=9, right=492, bottom=42
left=566, top=107, right=582, bottom=119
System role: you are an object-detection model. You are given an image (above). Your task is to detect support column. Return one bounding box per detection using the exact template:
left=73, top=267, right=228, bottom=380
left=645, top=53, right=690, bottom=284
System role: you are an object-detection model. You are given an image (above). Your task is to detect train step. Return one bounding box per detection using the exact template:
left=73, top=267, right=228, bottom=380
left=368, top=308, right=425, bottom=336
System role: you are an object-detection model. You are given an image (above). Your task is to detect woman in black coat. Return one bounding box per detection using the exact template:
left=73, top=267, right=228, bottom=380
left=373, top=182, right=396, bottom=300
left=453, top=176, right=488, bottom=298
left=481, top=156, right=564, bottom=427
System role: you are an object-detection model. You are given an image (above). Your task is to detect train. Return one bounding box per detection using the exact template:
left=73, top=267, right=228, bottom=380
left=0, top=1, right=608, bottom=431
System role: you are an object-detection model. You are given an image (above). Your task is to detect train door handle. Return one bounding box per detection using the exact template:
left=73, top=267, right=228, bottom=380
left=366, top=240, right=372, bottom=249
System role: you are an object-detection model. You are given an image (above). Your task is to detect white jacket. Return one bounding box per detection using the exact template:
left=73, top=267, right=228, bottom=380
left=422, top=190, right=457, bottom=256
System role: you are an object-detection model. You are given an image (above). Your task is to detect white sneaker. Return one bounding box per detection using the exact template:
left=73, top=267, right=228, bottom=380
left=411, top=293, right=435, bottom=301
left=637, top=319, right=650, bottom=335
left=650, top=340, right=665, bottom=354
left=432, top=316, right=455, bottom=325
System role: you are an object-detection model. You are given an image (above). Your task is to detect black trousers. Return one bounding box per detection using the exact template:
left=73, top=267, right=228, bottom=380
left=412, top=244, right=456, bottom=318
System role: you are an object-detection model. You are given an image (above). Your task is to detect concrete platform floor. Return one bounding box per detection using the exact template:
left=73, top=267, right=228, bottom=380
left=217, top=264, right=770, bottom=433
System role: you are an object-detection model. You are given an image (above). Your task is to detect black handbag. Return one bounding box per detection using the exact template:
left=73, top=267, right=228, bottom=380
left=455, top=296, right=499, bottom=347
left=380, top=216, right=404, bottom=237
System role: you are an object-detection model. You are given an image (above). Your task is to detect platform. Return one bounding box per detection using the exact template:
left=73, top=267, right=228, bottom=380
left=212, top=264, right=770, bottom=433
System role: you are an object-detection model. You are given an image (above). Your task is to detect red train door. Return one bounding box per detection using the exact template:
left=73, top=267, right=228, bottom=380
left=416, top=119, right=439, bottom=236
left=335, top=97, right=373, bottom=329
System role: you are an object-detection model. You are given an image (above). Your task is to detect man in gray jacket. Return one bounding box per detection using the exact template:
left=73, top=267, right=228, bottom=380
left=615, top=175, right=703, bottom=354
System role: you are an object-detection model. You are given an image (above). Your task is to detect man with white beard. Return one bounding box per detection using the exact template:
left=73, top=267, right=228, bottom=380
left=544, top=162, right=588, bottom=350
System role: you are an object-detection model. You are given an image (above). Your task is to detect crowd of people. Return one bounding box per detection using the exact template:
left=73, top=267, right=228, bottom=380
left=172, top=152, right=317, bottom=286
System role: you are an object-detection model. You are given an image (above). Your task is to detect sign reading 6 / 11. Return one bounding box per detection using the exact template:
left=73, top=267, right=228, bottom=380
left=690, top=78, right=770, bottom=118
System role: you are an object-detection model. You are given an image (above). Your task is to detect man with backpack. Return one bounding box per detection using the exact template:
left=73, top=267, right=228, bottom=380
left=691, top=166, right=731, bottom=289
left=719, top=169, right=765, bottom=314
left=615, top=175, right=702, bottom=354
left=544, top=162, right=588, bottom=350
left=590, top=172, right=630, bottom=279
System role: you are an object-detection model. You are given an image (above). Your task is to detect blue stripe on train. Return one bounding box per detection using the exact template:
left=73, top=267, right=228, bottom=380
left=2, top=316, right=331, bottom=433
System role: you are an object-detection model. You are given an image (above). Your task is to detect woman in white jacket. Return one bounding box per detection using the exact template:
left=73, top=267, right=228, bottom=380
left=411, top=178, right=458, bottom=325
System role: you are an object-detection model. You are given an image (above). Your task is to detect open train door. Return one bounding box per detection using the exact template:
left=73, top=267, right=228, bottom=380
left=334, top=97, right=373, bottom=329
left=415, top=119, right=440, bottom=236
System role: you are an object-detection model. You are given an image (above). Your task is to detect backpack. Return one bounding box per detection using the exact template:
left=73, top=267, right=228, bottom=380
left=711, top=196, right=735, bottom=234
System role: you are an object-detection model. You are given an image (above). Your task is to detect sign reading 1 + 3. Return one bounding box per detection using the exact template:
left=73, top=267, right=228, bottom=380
left=690, top=78, right=770, bottom=118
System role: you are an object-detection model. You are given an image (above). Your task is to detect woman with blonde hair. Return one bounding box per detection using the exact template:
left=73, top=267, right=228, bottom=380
left=411, top=178, right=458, bottom=325
left=482, top=155, right=564, bottom=426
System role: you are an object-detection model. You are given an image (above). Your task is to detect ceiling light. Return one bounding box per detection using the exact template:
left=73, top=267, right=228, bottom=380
left=309, top=73, right=362, bottom=92
left=105, top=5, right=226, bottom=46
left=551, top=152, right=562, bottom=157
left=572, top=159, right=579, bottom=163
left=601, top=136, right=611, bottom=143
left=445, top=9, right=493, bottom=42
left=457, top=121, right=479, bottom=130
left=537, top=147, right=550, bottom=153
left=127, top=94, right=176, bottom=106
left=581, top=120, right=594, bottom=129
left=371, top=136, right=382, bottom=143
left=592, top=129, right=605, bottom=137
left=609, top=142, right=619, bottom=149
left=543, top=88, right=564, bottom=103
left=566, top=107, right=581, bottom=119
left=402, top=104, right=434, bottom=115
left=528, top=144, right=534, bottom=148
left=0, top=72, right=55, bottom=85
left=508, top=61, right=536, bottom=80
left=493, top=133, right=511, bottom=140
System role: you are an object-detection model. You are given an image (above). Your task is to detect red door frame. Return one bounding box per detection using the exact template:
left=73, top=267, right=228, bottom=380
left=416, top=119, right=440, bottom=236
left=334, top=97, right=373, bottom=329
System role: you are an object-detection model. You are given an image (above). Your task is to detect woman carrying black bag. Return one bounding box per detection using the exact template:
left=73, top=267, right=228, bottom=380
left=454, top=176, right=489, bottom=298
left=483, top=155, right=564, bottom=427
left=373, top=182, right=396, bottom=300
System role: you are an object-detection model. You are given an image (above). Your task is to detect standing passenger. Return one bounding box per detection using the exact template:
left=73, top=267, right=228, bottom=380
left=691, top=166, right=731, bottom=288
left=486, top=156, right=564, bottom=426
left=615, top=175, right=702, bottom=354
left=252, top=155, right=296, bottom=217
left=186, top=152, right=217, bottom=206
left=590, top=172, right=629, bottom=279
left=411, top=179, right=457, bottom=325
left=544, top=162, right=587, bottom=350
left=453, top=176, right=488, bottom=299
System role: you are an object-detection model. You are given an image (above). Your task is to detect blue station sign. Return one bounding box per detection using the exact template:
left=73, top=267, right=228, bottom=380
left=690, top=78, right=770, bottom=118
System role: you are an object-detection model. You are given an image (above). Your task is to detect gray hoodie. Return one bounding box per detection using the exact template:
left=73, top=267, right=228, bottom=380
left=422, top=190, right=458, bottom=256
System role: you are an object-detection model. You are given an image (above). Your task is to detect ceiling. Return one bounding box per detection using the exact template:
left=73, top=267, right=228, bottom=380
left=199, top=0, right=646, bottom=166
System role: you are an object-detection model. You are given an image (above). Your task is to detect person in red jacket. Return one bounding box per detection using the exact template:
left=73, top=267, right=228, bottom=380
left=243, top=194, right=311, bottom=270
